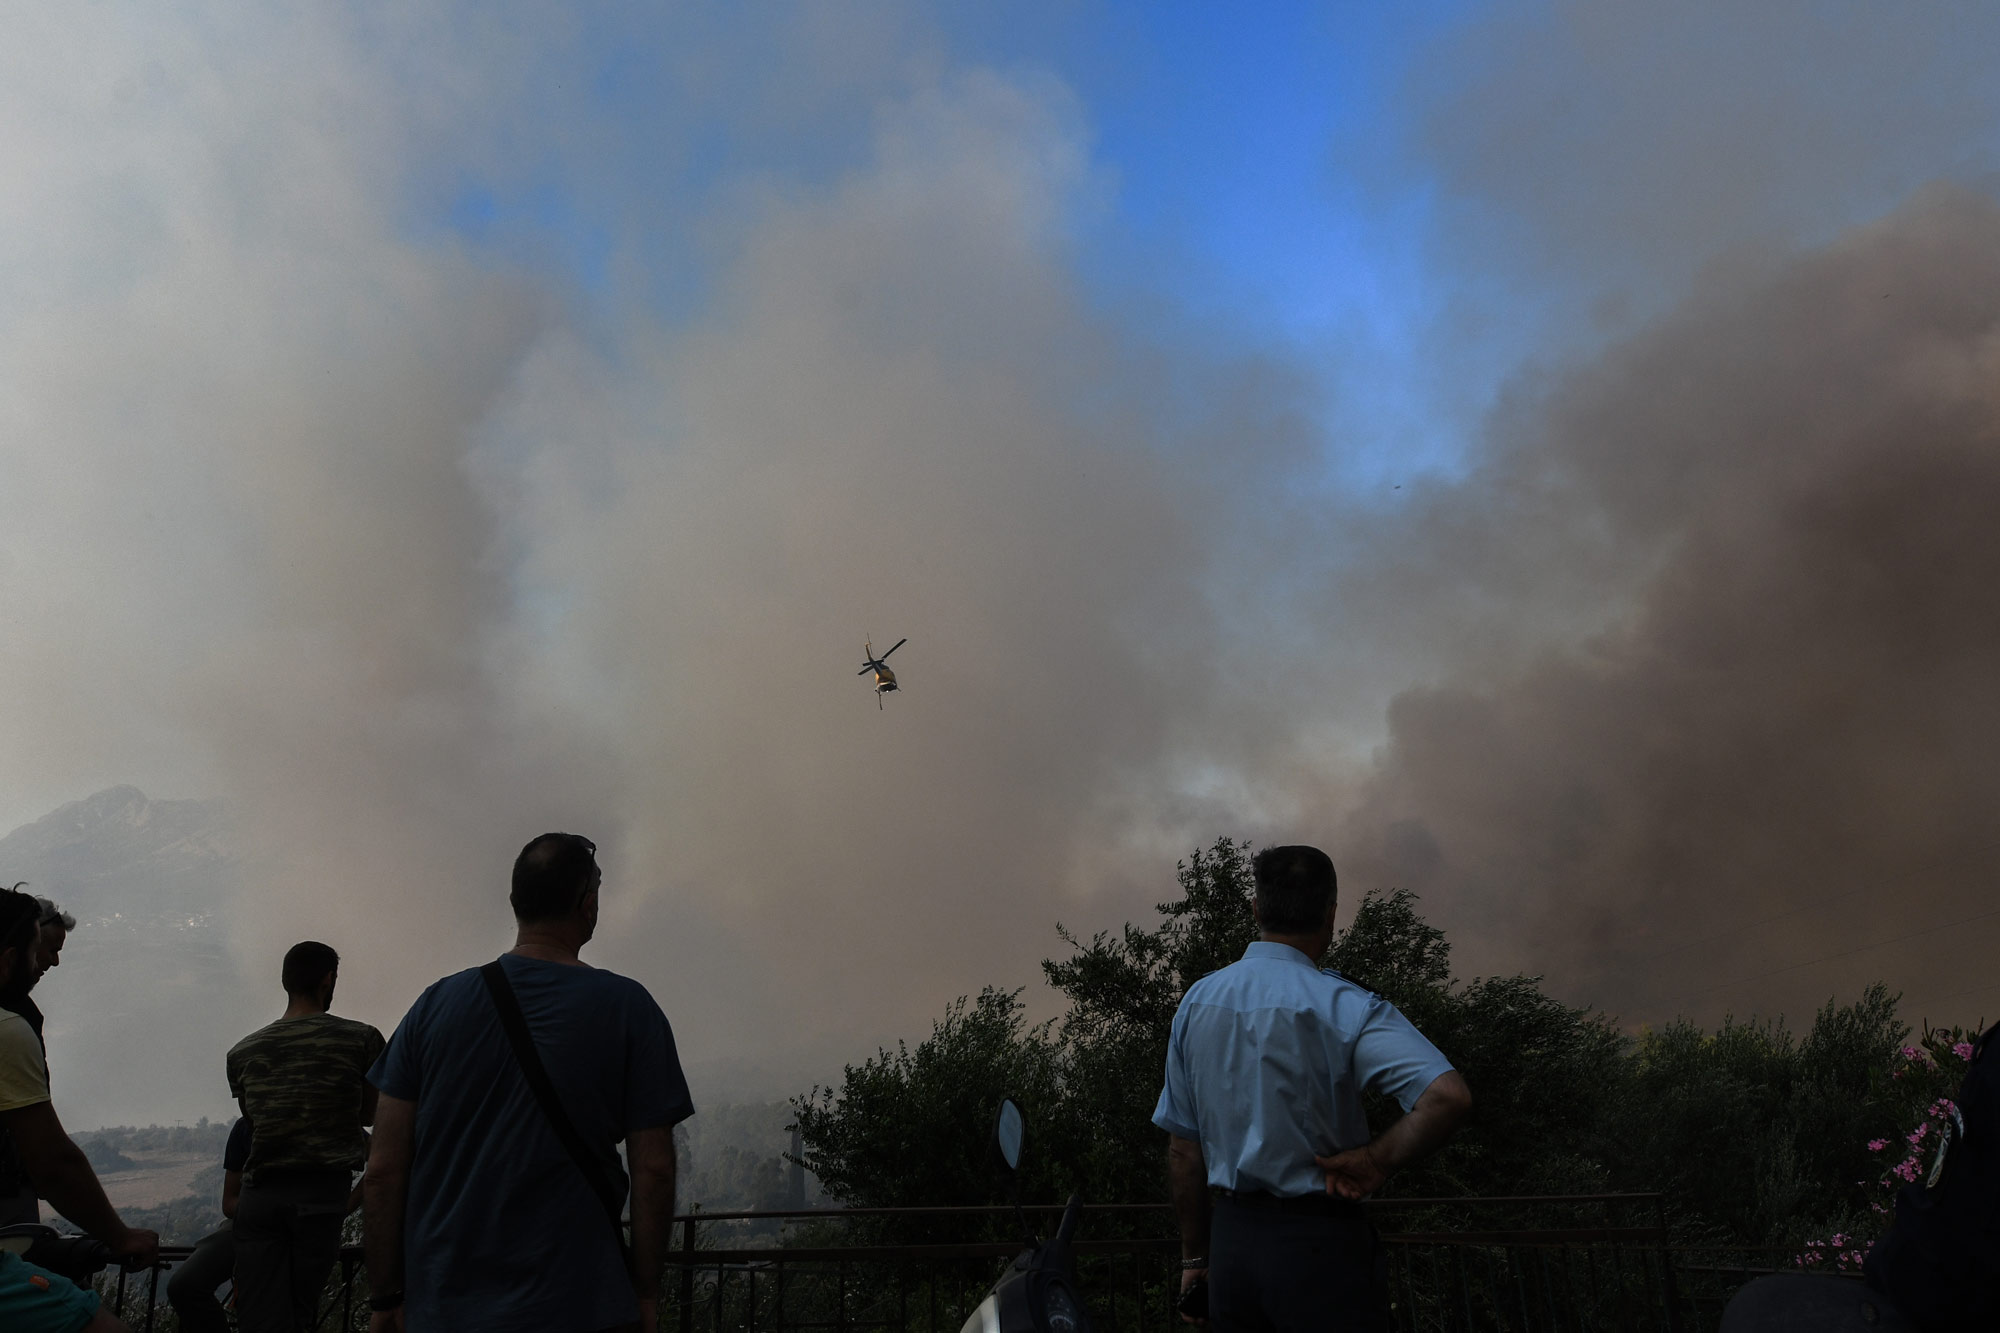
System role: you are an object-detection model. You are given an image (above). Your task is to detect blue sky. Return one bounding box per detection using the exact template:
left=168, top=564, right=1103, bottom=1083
left=425, top=1, right=1489, bottom=484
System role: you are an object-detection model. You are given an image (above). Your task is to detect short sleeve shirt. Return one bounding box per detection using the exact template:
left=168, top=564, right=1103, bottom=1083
left=226, top=1014, right=384, bottom=1178
left=369, top=954, right=695, bottom=1333
left=1152, top=941, right=1455, bottom=1197
left=0, top=1009, right=49, bottom=1113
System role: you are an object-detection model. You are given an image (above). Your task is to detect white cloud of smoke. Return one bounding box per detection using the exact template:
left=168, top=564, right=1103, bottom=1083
left=2, top=2, right=1999, bottom=1122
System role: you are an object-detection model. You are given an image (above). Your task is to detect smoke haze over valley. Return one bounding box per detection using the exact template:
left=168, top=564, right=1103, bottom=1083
left=3, top=3, right=1999, bottom=1129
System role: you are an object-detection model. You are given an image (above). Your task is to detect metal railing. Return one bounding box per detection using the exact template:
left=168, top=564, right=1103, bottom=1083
left=87, top=1195, right=1789, bottom=1333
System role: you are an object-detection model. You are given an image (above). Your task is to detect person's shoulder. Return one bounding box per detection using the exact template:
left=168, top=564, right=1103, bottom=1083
left=227, top=1020, right=281, bottom=1061
left=392, top=966, right=488, bottom=1028
left=1318, top=967, right=1383, bottom=999
left=1180, top=956, right=1256, bottom=1005
left=583, top=966, right=668, bottom=1015
left=0, top=1009, right=33, bottom=1050
left=320, top=1013, right=386, bottom=1045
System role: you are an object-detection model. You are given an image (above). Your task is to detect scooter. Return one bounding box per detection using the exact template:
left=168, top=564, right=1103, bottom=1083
left=958, top=1099, right=1091, bottom=1333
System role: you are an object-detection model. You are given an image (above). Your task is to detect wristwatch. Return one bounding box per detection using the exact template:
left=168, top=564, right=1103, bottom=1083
left=367, top=1289, right=406, bottom=1312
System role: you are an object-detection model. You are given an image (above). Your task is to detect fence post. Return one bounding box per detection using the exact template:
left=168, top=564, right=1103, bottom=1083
left=1656, top=1195, right=1684, bottom=1333
left=681, top=1217, right=698, bottom=1333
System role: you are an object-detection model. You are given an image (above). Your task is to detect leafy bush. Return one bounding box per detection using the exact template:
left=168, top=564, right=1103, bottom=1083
left=794, top=839, right=1970, bottom=1252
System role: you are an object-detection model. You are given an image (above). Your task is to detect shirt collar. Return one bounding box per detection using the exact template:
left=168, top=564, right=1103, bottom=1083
left=1244, top=941, right=1320, bottom=968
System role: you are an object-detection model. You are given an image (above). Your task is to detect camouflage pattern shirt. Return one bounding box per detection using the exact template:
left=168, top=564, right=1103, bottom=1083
left=226, top=1013, right=385, bottom=1179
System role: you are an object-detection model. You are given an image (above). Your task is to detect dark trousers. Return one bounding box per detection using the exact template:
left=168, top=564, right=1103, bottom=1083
left=233, top=1173, right=349, bottom=1333
left=1209, top=1194, right=1389, bottom=1333
left=1719, top=1274, right=1916, bottom=1331
left=166, top=1222, right=236, bottom=1333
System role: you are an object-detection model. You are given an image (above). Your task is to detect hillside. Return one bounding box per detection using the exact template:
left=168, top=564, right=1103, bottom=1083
left=1, top=787, right=250, bottom=1126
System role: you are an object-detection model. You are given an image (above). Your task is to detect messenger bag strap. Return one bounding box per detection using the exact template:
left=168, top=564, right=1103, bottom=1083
left=480, top=959, right=632, bottom=1266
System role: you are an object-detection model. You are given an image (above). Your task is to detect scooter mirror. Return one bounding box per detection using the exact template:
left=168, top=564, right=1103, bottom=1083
left=995, top=1098, right=1025, bottom=1171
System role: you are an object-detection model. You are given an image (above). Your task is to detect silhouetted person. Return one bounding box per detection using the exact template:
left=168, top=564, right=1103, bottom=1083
left=227, top=942, right=382, bottom=1333
left=1154, top=846, right=1473, bottom=1332
left=165, top=1115, right=252, bottom=1333
left=363, top=833, right=692, bottom=1333
left=1718, top=1024, right=1998, bottom=1332
left=1865, top=1020, right=1999, bottom=1327
left=0, top=893, right=75, bottom=1225
left=0, top=886, right=156, bottom=1333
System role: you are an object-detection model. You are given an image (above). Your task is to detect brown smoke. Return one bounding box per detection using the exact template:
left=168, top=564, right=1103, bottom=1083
left=1342, top=190, right=2000, bottom=1027
left=6, top=5, right=2000, bottom=1127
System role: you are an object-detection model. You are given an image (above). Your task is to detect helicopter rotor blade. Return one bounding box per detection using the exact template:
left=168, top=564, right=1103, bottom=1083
left=858, top=665, right=875, bottom=675
left=881, top=638, right=906, bottom=659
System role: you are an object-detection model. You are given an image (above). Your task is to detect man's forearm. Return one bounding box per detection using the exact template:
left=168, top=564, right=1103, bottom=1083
left=362, top=1169, right=408, bottom=1295
left=27, top=1140, right=126, bottom=1240
left=629, top=1155, right=676, bottom=1301
left=1370, top=1071, right=1473, bottom=1174
left=1165, top=1135, right=1209, bottom=1262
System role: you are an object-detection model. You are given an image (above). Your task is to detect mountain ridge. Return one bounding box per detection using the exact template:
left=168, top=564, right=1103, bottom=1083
left=0, top=786, right=234, bottom=923
left=1, top=786, right=247, bottom=1126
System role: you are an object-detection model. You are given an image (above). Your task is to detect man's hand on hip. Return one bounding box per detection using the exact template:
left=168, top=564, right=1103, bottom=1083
left=1315, top=1143, right=1389, bottom=1201
left=1318, top=1070, right=1473, bottom=1201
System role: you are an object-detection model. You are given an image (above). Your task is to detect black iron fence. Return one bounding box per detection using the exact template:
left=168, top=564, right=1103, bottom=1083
left=86, top=1196, right=1824, bottom=1332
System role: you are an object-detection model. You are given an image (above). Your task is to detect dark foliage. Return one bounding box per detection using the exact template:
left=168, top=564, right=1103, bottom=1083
left=795, top=840, right=1945, bottom=1250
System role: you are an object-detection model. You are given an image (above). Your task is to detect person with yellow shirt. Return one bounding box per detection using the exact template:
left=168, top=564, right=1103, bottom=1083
left=0, top=886, right=158, bottom=1333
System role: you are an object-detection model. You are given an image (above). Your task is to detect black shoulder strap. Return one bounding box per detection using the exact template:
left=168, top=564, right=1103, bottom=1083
left=480, top=960, right=631, bottom=1264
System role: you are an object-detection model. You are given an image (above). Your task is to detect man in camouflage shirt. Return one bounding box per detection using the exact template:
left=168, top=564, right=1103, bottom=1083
left=226, top=941, right=383, bottom=1333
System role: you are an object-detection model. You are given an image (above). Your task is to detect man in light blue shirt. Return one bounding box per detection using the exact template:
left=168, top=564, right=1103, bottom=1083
left=1153, top=846, right=1472, bottom=1332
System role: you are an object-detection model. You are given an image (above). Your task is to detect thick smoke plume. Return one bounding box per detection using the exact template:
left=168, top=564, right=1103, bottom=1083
left=1345, top=191, right=2000, bottom=1026
left=0, top=10, right=1335, bottom=1116
left=3, top=3, right=2000, bottom=1124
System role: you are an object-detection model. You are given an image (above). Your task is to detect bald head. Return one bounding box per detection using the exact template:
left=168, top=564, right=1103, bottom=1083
left=511, top=832, right=601, bottom=924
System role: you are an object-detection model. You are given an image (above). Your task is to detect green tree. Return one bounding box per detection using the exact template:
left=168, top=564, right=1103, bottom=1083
left=792, top=988, right=1068, bottom=1225
left=1604, top=986, right=1910, bottom=1245
left=793, top=840, right=1941, bottom=1253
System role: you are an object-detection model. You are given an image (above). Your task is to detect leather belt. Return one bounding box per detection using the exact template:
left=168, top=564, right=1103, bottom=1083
left=1210, top=1186, right=1365, bottom=1220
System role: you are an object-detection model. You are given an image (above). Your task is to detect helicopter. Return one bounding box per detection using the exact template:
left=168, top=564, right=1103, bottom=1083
left=858, top=638, right=907, bottom=708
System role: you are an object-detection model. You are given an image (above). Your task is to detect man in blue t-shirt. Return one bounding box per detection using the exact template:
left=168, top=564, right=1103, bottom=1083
left=363, top=833, right=693, bottom=1333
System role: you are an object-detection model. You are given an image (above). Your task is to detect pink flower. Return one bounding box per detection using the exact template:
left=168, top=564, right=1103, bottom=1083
left=1954, top=1042, right=1974, bottom=1060
left=1867, top=1138, right=1889, bottom=1151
